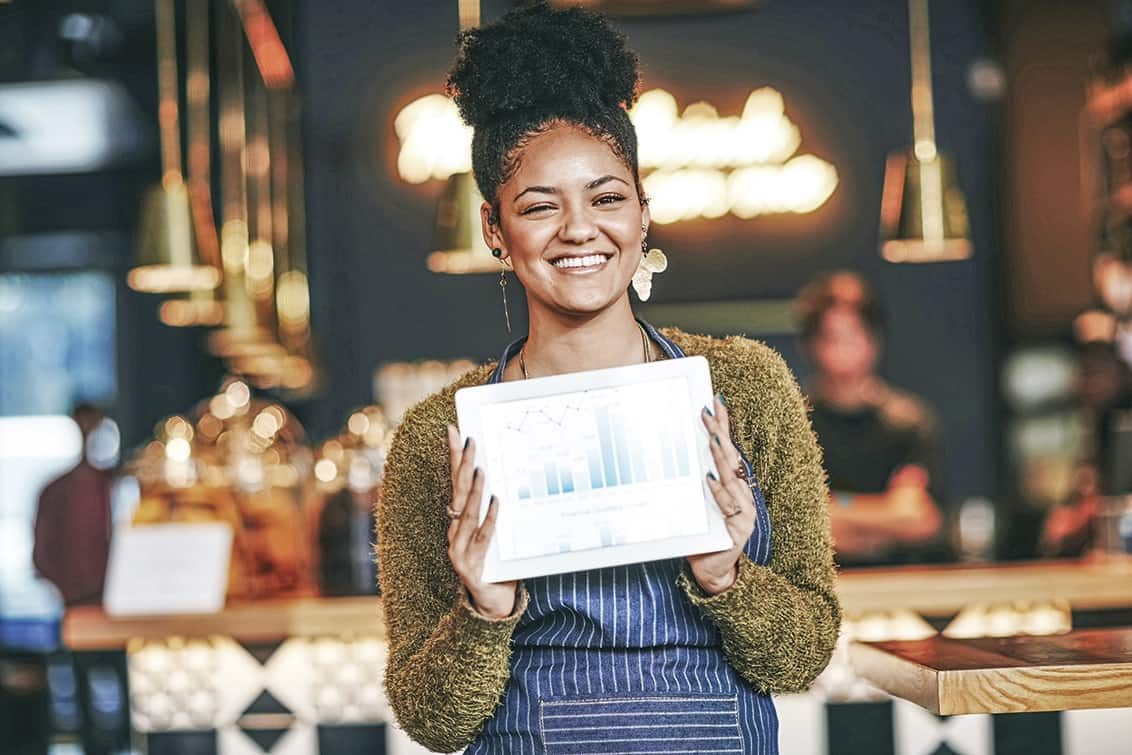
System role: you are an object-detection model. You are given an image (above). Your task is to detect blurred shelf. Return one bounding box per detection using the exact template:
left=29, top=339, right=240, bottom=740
left=836, top=557, right=1132, bottom=616
left=63, top=594, right=383, bottom=650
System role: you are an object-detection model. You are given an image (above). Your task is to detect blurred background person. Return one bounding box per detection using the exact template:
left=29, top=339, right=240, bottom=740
left=796, top=271, right=948, bottom=567
left=1040, top=338, right=1132, bottom=557
left=32, top=403, right=129, bottom=755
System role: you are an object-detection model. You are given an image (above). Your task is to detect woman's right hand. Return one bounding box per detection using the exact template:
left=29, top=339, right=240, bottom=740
left=446, top=425, right=519, bottom=619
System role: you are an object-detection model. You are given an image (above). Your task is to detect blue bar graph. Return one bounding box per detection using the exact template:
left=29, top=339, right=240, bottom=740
left=545, top=461, right=560, bottom=495
left=559, top=466, right=574, bottom=494
left=673, top=419, right=690, bottom=476
left=587, top=448, right=604, bottom=489
left=611, top=414, right=633, bottom=485
left=596, top=407, right=619, bottom=486
left=513, top=385, right=700, bottom=503
left=660, top=426, right=677, bottom=480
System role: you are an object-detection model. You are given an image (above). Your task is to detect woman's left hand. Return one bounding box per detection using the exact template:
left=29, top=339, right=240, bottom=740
left=687, top=394, right=757, bottom=595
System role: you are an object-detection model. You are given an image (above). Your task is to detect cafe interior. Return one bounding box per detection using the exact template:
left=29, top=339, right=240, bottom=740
left=1, top=0, right=1131, bottom=753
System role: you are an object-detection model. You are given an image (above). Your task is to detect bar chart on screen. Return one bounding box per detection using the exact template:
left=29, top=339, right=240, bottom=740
left=480, top=377, right=709, bottom=561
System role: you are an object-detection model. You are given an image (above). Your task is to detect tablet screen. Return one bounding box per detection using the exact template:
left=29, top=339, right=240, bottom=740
left=480, top=376, right=709, bottom=561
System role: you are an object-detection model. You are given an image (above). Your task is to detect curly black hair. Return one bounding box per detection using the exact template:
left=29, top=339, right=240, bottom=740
left=445, top=1, right=642, bottom=214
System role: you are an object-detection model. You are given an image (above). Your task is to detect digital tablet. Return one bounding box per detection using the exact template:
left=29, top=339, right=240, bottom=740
left=455, top=355, right=733, bottom=583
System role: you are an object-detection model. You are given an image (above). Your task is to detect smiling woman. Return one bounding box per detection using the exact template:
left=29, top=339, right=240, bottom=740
left=375, top=3, right=839, bottom=754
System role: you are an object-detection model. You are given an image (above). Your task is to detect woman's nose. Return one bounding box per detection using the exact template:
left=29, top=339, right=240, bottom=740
left=557, top=203, right=599, bottom=244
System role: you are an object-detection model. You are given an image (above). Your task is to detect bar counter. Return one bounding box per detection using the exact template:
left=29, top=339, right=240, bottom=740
left=61, top=558, right=1132, bottom=755
left=64, top=557, right=1132, bottom=650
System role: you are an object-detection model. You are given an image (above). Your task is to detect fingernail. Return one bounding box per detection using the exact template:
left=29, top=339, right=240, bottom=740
left=708, top=471, right=718, bottom=481
left=473, top=468, right=480, bottom=481
left=464, top=437, right=471, bottom=449
left=704, top=406, right=714, bottom=417
left=490, top=495, right=498, bottom=506
left=715, top=392, right=726, bottom=406
left=714, top=434, right=723, bottom=446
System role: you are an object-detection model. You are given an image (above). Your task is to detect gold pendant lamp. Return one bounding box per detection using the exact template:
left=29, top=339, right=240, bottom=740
left=130, top=0, right=222, bottom=294
left=228, top=0, right=318, bottom=393
left=208, top=0, right=284, bottom=361
left=427, top=0, right=497, bottom=275
left=879, top=0, right=972, bottom=263
left=161, top=0, right=225, bottom=326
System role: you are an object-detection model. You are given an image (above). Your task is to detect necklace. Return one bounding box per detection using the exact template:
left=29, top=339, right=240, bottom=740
left=519, top=322, right=652, bottom=379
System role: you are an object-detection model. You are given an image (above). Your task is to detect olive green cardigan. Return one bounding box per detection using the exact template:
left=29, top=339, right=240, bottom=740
left=376, top=329, right=840, bottom=752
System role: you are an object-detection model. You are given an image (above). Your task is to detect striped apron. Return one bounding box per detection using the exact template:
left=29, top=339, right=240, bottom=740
left=468, top=320, right=777, bottom=755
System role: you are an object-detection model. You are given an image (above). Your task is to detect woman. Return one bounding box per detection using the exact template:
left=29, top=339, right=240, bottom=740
left=794, top=272, right=945, bottom=566
left=376, top=5, right=838, bottom=753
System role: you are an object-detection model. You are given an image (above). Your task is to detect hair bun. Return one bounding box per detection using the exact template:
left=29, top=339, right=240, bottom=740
left=447, top=2, right=640, bottom=128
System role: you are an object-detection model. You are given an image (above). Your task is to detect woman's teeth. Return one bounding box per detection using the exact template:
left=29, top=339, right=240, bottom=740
left=552, top=254, right=607, bottom=269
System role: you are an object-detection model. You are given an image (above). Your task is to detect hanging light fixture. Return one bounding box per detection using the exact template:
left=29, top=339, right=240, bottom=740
left=228, top=0, right=319, bottom=393
left=161, top=0, right=225, bottom=327
left=129, top=0, right=222, bottom=294
left=208, top=0, right=284, bottom=361
left=879, top=0, right=972, bottom=263
left=425, top=0, right=497, bottom=275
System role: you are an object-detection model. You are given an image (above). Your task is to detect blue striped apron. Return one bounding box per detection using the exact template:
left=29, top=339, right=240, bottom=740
left=468, top=320, right=777, bottom=755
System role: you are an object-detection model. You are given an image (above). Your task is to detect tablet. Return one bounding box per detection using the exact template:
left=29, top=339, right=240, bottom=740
left=455, top=355, right=733, bottom=583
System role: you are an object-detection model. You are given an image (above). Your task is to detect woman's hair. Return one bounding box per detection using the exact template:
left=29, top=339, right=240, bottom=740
left=445, top=1, right=642, bottom=212
left=794, top=271, right=886, bottom=344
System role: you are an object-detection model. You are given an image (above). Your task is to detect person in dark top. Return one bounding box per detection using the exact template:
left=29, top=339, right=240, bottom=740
left=796, top=272, right=946, bottom=567
left=32, top=403, right=129, bottom=755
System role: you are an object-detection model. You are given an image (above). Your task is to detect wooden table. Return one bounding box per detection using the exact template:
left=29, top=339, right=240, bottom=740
left=850, top=628, right=1132, bottom=715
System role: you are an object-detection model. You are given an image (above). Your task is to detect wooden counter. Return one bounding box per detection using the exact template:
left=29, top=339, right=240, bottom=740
left=849, top=628, right=1132, bottom=715
left=63, top=558, right=1132, bottom=650
left=64, top=595, right=384, bottom=651
left=836, top=557, right=1132, bottom=616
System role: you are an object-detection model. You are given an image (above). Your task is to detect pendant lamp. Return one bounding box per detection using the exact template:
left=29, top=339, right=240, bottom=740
left=161, top=0, right=225, bottom=326
left=879, top=0, right=972, bottom=263
left=427, top=0, right=498, bottom=275
left=129, top=0, right=222, bottom=294
left=208, top=1, right=284, bottom=360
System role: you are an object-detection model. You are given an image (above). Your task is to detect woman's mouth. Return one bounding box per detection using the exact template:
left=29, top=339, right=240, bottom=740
left=550, top=253, right=612, bottom=272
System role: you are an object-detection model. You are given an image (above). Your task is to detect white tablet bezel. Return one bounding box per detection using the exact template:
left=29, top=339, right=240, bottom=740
left=455, top=355, right=733, bottom=583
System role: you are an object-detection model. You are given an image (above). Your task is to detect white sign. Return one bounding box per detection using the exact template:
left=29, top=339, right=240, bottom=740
left=103, top=523, right=232, bottom=616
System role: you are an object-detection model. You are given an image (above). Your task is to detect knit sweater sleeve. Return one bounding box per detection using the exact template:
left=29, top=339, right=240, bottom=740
left=376, top=381, right=527, bottom=753
left=674, top=335, right=841, bottom=693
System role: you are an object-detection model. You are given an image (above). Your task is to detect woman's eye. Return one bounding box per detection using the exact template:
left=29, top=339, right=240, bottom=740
left=595, top=194, right=626, bottom=206
left=521, top=204, right=554, bottom=215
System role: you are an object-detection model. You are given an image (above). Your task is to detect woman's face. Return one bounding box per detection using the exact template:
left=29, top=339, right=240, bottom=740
left=483, top=124, right=648, bottom=319
left=811, top=306, right=879, bottom=381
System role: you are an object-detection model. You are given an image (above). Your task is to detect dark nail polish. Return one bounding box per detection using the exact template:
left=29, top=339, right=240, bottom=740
left=715, top=392, right=726, bottom=406
left=464, top=437, right=471, bottom=449
left=704, top=406, right=714, bottom=417
left=714, top=434, right=723, bottom=446
left=473, top=468, right=480, bottom=481
left=708, top=471, right=718, bottom=481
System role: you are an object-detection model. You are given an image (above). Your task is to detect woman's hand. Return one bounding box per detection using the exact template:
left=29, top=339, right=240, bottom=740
left=687, top=395, right=757, bottom=595
left=446, top=425, right=520, bottom=618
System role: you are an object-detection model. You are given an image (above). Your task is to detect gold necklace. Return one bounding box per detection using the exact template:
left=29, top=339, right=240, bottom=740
left=519, top=322, right=652, bottom=379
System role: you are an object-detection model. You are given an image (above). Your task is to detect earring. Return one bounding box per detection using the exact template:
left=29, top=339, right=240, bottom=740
left=632, top=230, right=668, bottom=302
left=499, top=261, right=512, bottom=334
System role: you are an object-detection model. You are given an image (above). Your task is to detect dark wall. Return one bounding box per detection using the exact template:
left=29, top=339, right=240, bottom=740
left=298, top=0, right=1000, bottom=502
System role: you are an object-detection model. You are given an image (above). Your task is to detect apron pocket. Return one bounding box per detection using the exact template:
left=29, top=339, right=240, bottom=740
left=539, top=694, right=744, bottom=754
